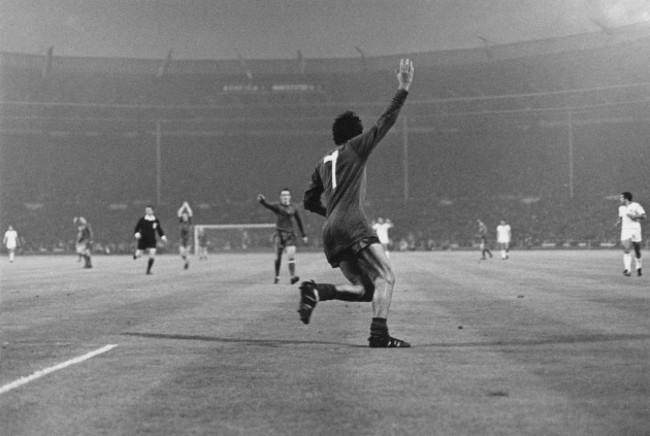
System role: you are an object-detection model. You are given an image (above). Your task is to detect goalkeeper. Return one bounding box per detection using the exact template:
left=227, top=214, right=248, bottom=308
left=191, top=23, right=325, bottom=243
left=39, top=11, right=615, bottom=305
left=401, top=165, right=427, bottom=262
left=257, top=188, right=308, bottom=284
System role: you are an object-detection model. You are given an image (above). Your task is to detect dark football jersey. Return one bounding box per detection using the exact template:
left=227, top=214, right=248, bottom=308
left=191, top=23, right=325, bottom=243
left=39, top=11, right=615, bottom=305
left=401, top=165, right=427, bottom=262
left=259, top=201, right=306, bottom=236
left=304, top=89, right=408, bottom=263
left=134, top=216, right=165, bottom=245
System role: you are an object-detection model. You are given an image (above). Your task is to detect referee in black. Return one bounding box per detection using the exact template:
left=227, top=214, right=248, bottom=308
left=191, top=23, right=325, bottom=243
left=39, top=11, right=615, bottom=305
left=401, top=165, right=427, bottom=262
left=134, top=205, right=167, bottom=275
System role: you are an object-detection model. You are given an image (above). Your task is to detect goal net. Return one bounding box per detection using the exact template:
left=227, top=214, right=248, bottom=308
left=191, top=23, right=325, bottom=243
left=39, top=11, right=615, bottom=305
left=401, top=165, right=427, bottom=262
left=193, top=223, right=276, bottom=255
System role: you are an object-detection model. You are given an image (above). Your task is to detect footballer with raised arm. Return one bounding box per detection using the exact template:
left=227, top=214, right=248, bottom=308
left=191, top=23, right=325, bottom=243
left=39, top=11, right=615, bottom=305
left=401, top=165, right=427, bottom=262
left=177, top=201, right=193, bottom=270
left=258, top=188, right=308, bottom=284
left=300, top=58, right=414, bottom=348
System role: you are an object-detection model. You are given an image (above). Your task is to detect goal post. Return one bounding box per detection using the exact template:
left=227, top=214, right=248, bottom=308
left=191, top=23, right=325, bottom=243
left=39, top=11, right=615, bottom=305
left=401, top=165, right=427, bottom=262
left=193, top=223, right=276, bottom=255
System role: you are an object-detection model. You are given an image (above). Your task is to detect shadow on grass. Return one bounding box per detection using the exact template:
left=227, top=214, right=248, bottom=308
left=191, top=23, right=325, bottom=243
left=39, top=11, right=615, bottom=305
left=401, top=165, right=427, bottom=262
left=415, top=332, right=650, bottom=349
left=122, top=332, right=650, bottom=349
left=121, top=332, right=366, bottom=347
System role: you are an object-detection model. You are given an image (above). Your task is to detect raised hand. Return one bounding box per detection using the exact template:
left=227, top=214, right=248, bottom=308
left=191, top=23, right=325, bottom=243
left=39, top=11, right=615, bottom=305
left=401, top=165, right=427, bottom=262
left=397, top=58, right=414, bottom=91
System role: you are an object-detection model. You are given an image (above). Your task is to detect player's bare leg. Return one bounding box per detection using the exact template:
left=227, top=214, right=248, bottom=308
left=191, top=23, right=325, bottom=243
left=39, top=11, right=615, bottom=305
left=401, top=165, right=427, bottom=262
left=298, top=244, right=409, bottom=347
left=146, top=248, right=156, bottom=275
left=83, top=248, right=92, bottom=269
left=133, top=249, right=142, bottom=260
left=180, top=246, right=189, bottom=270
left=273, top=247, right=283, bottom=284
left=286, top=245, right=300, bottom=284
left=632, top=241, right=642, bottom=275
left=622, top=239, right=633, bottom=276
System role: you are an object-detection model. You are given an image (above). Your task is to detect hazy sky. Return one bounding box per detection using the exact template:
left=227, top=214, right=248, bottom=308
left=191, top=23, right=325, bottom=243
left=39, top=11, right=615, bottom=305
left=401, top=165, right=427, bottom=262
left=1, top=0, right=649, bottom=60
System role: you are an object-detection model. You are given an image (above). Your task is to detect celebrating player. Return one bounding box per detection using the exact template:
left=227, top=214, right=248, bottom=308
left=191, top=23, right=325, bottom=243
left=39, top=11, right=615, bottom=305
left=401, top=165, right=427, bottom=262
left=496, top=219, right=511, bottom=260
left=133, top=205, right=167, bottom=275
left=177, top=201, right=193, bottom=270
left=257, top=189, right=308, bottom=284
left=74, top=217, right=93, bottom=268
left=300, top=58, right=414, bottom=348
left=477, top=219, right=493, bottom=260
left=3, top=225, right=20, bottom=263
left=616, top=191, right=646, bottom=277
left=372, top=217, right=394, bottom=258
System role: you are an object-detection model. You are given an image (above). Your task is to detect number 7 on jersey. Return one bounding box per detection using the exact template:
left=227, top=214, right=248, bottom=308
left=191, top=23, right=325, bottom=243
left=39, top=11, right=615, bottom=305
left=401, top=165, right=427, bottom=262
left=324, top=149, right=339, bottom=190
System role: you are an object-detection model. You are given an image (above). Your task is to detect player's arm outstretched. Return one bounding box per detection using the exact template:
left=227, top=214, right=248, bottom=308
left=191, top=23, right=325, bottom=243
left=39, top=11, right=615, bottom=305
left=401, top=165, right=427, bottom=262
left=257, top=194, right=281, bottom=213
left=350, top=58, right=414, bottom=159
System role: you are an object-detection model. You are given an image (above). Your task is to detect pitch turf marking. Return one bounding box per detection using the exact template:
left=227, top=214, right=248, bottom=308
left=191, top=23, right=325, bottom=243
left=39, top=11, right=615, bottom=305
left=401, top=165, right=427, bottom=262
left=0, top=344, right=118, bottom=395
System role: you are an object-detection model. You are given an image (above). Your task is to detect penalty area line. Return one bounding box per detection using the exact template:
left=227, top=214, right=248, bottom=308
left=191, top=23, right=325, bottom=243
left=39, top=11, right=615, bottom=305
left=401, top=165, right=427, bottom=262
left=0, top=344, right=118, bottom=395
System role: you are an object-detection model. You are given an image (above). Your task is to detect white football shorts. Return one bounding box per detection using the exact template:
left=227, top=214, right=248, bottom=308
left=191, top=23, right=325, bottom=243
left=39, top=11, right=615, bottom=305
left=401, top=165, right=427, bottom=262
left=621, top=228, right=642, bottom=242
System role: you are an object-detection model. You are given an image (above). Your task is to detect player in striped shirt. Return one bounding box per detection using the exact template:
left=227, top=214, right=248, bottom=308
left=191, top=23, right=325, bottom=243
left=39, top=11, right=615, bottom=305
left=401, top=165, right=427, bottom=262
left=300, top=58, right=414, bottom=348
left=74, top=217, right=93, bottom=268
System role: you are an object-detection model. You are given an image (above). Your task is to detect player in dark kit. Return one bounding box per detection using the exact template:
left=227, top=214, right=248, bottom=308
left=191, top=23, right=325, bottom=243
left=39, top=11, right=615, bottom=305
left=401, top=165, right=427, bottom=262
left=477, top=219, right=492, bottom=260
left=301, top=58, right=414, bottom=348
left=133, top=205, right=167, bottom=275
left=177, top=201, right=193, bottom=270
left=258, top=189, right=308, bottom=284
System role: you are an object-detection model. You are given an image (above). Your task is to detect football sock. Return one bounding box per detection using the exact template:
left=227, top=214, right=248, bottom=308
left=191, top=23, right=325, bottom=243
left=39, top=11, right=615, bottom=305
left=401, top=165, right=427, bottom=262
left=633, top=243, right=642, bottom=259
left=501, top=250, right=506, bottom=259
left=288, top=260, right=296, bottom=277
left=370, top=318, right=389, bottom=337
left=9, top=252, right=14, bottom=262
left=623, top=253, right=632, bottom=271
left=274, top=258, right=281, bottom=277
left=147, top=258, right=154, bottom=273
left=314, top=283, right=336, bottom=301
left=635, top=257, right=642, bottom=270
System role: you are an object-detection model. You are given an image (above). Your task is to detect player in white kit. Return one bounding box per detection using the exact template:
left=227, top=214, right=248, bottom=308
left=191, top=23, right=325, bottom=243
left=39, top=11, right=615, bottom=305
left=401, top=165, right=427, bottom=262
left=372, top=217, right=394, bottom=258
left=616, top=191, right=646, bottom=277
left=3, top=225, right=20, bottom=262
left=496, top=219, right=511, bottom=260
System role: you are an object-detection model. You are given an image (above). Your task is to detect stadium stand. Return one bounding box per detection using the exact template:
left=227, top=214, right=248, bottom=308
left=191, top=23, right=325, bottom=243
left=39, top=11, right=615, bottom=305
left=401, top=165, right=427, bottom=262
left=2, top=26, right=650, bottom=253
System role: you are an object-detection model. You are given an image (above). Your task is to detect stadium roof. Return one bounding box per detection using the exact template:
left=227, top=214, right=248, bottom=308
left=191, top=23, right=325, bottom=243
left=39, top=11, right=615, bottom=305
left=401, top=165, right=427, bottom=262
left=2, top=0, right=650, bottom=60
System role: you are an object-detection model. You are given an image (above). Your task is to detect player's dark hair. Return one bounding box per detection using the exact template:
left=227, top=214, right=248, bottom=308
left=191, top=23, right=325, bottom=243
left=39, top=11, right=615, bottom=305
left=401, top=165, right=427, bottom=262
left=332, top=111, right=363, bottom=145
left=622, top=191, right=633, bottom=201
left=280, top=188, right=291, bottom=194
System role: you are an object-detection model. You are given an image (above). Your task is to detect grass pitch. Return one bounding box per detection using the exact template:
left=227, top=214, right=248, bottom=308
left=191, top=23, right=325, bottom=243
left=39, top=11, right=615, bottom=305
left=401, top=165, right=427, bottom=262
left=1, top=251, right=648, bottom=435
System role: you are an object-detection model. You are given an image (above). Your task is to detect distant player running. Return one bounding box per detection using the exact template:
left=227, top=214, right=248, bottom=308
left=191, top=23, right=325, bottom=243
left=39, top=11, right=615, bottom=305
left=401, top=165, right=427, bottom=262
left=133, top=205, right=167, bottom=275
left=477, top=219, right=492, bottom=260
left=496, top=219, right=511, bottom=260
left=74, top=217, right=93, bottom=268
left=616, top=191, right=646, bottom=277
left=301, top=58, right=414, bottom=348
left=258, top=188, right=308, bottom=284
left=3, top=225, right=19, bottom=263
left=177, top=201, right=193, bottom=270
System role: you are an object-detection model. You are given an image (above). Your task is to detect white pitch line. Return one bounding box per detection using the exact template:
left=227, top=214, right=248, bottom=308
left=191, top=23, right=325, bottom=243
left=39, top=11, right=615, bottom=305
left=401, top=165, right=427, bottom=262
left=0, top=344, right=118, bottom=394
